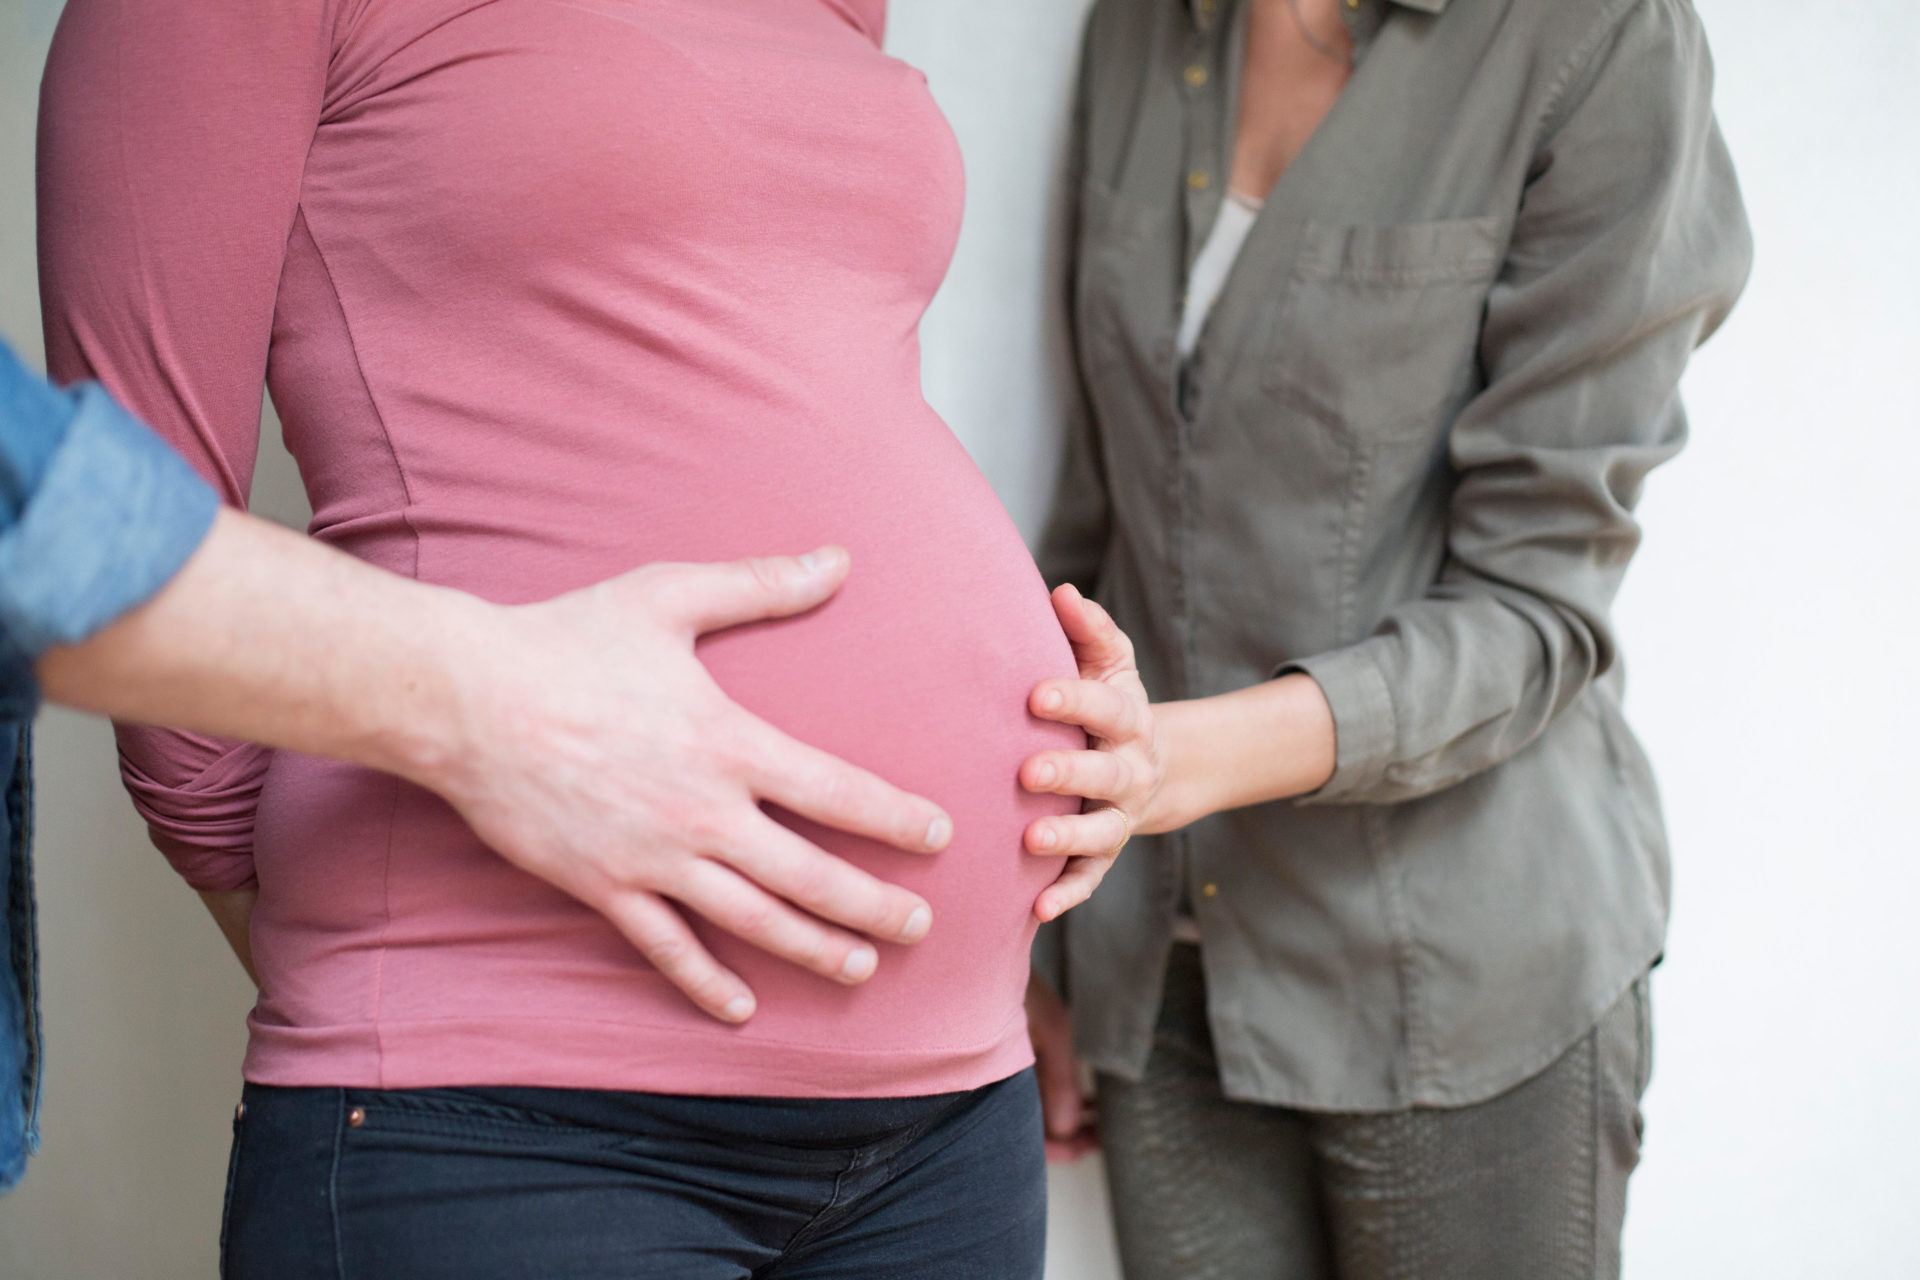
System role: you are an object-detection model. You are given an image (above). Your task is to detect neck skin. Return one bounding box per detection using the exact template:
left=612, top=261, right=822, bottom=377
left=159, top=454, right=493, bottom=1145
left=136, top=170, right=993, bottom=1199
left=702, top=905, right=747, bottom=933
left=1229, top=0, right=1355, bottom=200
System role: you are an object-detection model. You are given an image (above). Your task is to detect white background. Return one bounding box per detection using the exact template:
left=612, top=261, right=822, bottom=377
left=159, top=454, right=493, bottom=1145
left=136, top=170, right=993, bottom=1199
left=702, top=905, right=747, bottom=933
left=2, top=1, right=1917, bottom=1276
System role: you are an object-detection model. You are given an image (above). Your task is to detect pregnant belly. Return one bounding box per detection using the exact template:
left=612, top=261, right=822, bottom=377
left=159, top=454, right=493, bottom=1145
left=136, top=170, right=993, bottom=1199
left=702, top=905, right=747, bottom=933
left=250, top=407, right=1083, bottom=1085
left=683, top=442, right=1085, bottom=1051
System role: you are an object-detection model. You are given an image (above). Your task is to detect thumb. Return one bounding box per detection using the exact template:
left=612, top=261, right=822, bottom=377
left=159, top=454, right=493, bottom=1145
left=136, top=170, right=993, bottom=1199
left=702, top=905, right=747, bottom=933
left=1052, top=582, right=1134, bottom=677
left=655, top=547, right=852, bottom=636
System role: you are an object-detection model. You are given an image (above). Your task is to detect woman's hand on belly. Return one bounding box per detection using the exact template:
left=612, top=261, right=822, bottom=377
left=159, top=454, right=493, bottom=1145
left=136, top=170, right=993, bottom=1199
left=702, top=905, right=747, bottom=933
left=1017, top=585, right=1165, bottom=922
left=426, top=548, right=956, bottom=1024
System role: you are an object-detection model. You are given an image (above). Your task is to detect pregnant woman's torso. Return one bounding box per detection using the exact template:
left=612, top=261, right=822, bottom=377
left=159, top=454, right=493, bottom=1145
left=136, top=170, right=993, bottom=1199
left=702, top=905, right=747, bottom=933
left=126, top=0, right=1080, bottom=1095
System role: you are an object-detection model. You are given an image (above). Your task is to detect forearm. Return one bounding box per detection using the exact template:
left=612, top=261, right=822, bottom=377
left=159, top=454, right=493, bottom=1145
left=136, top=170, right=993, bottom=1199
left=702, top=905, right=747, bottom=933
left=1140, top=674, right=1335, bottom=834
left=36, top=508, right=476, bottom=791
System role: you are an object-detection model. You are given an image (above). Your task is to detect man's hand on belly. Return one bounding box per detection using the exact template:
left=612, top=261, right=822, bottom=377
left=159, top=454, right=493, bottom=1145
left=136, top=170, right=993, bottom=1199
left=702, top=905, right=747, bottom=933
left=415, top=547, right=952, bottom=1024
left=41, top=506, right=948, bottom=1024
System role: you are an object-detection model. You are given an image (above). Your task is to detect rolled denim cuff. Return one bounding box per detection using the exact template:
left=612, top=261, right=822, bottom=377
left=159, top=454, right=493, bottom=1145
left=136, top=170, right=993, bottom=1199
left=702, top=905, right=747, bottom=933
left=1277, top=642, right=1398, bottom=805
left=0, top=384, right=219, bottom=658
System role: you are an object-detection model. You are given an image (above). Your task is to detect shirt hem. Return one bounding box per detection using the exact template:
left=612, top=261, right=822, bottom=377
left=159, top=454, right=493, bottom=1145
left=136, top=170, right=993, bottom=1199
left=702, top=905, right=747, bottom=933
left=241, top=1010, right=1038, bottom=1100
left=1203, top=940, right=1663, bottom=1114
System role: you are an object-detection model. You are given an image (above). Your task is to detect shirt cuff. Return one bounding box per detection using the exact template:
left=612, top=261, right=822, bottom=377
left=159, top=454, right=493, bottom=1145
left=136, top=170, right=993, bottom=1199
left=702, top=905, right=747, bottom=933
left=1278, top=643, right=1398, bottom=804
left=0, top=384, right=219, bottom=658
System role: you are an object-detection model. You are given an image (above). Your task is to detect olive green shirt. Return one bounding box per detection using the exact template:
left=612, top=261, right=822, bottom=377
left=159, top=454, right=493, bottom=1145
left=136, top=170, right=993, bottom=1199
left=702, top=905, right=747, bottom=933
left=1037, top=0, right=1751, bottom=1109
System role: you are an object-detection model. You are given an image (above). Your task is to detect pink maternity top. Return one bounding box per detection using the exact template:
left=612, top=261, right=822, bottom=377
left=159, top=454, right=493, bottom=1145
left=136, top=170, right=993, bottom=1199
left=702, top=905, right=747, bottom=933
left=39, top=0, right=1082, bottom=1097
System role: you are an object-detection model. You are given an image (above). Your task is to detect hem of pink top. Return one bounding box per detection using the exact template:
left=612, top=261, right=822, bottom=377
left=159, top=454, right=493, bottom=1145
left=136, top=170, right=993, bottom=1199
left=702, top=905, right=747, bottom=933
left=240, top=1009, right=1037, bottom=1099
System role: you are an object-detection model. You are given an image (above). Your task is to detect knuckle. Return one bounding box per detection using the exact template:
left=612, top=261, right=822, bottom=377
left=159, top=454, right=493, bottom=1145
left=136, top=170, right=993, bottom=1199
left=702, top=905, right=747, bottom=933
left=707, top=716, right=766, bottom=781
left=726, top=897, right=778, bottom=940
left=799, top=932, right=841, bottom=973
left=781, top=863, right=837, bottom=913
left=641, top=566, right=693, bottom=616
left=746, top=556, right=792, bottom=598
left=646, top=854, right=698, bottom=899
left=682, top=809, right=739, bottom=856
left=804, top=769, right=856, bottom=821
left=640, top=930, right=695, bottom=976
left=634, top=560, right=678, bottom=595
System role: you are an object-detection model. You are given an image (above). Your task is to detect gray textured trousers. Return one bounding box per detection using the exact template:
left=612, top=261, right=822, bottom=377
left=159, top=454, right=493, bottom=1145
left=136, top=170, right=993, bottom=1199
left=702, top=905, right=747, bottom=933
left=1097, top=945, right=1652, bottom=1280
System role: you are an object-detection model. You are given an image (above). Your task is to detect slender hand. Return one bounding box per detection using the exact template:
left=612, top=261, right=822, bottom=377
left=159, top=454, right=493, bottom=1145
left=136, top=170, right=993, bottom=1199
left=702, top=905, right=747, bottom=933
left=1018, top=584, right=1338, bottom=888
left=1019, top=584, right=1164, bottom=922
left=1026, top=971, right=1098, bottom=1162
left=37, top=510, right=953, bottom=1023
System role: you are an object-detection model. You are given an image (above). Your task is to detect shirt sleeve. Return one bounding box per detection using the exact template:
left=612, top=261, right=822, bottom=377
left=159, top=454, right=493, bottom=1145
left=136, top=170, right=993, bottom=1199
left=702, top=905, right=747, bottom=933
left=0, top=343, right=219, bottom=719
left=37, top=0, right=340, bottom=890
left=1283, top=0, right=1753, bottom=805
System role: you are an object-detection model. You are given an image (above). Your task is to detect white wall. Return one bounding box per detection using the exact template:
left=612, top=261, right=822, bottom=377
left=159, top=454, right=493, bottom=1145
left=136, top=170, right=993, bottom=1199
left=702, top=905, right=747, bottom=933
left=1, top=2, right=1915, bottom=1276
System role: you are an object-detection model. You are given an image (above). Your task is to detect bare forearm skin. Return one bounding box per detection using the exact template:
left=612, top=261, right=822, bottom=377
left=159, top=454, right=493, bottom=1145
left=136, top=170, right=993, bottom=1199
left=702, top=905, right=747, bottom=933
left=1139, top=674, right=1337, bottom=835
left=36, top=508, right=478, bottom=792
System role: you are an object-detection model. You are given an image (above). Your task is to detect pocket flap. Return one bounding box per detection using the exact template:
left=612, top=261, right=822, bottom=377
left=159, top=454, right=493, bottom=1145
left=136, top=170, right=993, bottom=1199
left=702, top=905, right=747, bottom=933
left=1293, top=216, right=1503, bottom=286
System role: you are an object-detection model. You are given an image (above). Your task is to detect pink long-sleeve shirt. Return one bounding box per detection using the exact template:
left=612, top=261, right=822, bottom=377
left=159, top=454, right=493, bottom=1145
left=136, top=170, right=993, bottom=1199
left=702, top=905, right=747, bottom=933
left=39, top=0, right=1083, bottom=1097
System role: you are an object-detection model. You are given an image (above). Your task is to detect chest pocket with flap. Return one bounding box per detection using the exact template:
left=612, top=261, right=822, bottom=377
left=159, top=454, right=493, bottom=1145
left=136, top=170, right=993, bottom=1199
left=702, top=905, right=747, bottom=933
left=1262, top=216, right=1504, bottom=440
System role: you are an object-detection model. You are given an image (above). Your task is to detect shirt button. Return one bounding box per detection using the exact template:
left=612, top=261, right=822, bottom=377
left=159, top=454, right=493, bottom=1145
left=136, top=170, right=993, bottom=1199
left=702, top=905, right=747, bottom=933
left=1184, top=64, right=1209, bottom=88
left=1187, top=170, right=1211, bottom=191
left=1202, top=882, right=1219, bottom=898
left=347, top=1107, right=367, bottom=1128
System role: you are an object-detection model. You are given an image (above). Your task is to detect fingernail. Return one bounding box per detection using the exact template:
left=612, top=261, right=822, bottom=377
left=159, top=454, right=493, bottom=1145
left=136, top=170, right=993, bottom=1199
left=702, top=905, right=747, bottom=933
left=841, top=947, right=878, bottom=983
left=924, top=815, right=952, bottom=850
left=1040, top=689, right=1065, bottom=713
left=901, top=905, right=932, bottom=942
left=721, top=995, right=755, bottom=1022
left=800, top=548, right=830, bottom=573
left=1035, top=825, right=1058, bottom=851
left=1034, top=763, right=1057, bottom=787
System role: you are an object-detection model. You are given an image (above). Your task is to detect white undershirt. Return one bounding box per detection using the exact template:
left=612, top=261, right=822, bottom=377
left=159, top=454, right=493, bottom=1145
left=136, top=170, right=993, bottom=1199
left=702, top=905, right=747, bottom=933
left=1176, top=188, right=1265, bottom=360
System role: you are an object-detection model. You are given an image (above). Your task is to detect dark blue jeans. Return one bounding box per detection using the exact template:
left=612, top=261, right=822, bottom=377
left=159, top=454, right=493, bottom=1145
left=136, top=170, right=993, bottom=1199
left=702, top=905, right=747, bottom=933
left=222, top=1068, right=1045, bottom=1280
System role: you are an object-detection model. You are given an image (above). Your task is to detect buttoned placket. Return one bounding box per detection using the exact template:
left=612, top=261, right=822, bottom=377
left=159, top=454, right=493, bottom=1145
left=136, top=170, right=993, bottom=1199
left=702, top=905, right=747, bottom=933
left=1169, top=0, right=1386, bottom=965
left=1170, top=0, right=1241, bottom=956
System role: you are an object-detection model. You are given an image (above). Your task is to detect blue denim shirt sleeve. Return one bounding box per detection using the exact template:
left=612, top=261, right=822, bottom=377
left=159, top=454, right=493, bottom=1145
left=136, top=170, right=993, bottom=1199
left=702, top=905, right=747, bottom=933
left=0, top=340, right=222, bottom=678
left=0, top=340, right=220, bottom=1192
